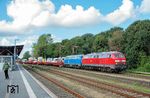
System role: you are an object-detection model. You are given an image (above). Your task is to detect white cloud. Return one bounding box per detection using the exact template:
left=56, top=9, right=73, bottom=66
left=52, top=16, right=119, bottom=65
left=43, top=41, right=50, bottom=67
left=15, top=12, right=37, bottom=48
left=0, top=38, right=12, bottom=46
left=51, top=34, right=62, bottom=42
left=31, top=11, right=52, bottom=27
left=139, top=0, right=150, bottom=13
left=0, top=0, right=55, bottom=33
left=52, top=5, right=102, bottom=27
left=0, top=0, right=102, bottom=34
left=105, top=0, right=134, bottom=25
left=18, top=35, right=39, bottom=58
left=0, top=0, right=148, bottom=35
left=25, top=4, right=102, bottom=28
left=32, top=5, right=102, bottom=27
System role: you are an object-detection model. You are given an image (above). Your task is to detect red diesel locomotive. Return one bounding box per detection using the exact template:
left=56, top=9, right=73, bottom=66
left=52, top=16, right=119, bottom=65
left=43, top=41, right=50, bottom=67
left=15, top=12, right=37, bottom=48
left=82, top=51, right=127, bottom=72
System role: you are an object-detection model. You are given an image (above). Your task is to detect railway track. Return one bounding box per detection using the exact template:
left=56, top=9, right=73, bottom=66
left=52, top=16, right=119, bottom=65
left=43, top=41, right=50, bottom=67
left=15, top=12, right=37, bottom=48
left=47, top=69, right=150, bottom=98
left=26, top=66, right=85, bottom=98
left=32, top=65, right=150, bottom=88
left=124, top=73, right=150, bottom=80
left=61, top=67, right=150, bottom=82
left=57, top=67, right=150, bottom=85
left=27, top=65, right=150, bottom=98
left=25, top=64, right=150, bottom=82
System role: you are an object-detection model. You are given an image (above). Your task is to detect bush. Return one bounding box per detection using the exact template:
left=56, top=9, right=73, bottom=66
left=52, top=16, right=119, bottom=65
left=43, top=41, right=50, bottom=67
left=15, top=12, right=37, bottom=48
left=136, top=63, right=150, bottom=72
left=135, top=55, right=150, bottom=72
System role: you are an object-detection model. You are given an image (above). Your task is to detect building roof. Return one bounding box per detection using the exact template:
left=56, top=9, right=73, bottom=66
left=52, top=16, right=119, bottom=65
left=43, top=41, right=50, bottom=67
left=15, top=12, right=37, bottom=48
left=0, top=45, right=24, bottom=56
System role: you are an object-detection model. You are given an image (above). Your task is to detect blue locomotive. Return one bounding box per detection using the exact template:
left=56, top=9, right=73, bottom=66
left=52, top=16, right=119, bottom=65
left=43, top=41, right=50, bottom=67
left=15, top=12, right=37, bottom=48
left=64, top=54, right=83, bottom=67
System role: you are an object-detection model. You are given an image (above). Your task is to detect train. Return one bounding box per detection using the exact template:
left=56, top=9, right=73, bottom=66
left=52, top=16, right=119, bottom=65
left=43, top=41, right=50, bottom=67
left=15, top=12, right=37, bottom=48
left=21, top=57, right=64, bottom=67
left=20, top=51, right=127, bottom=73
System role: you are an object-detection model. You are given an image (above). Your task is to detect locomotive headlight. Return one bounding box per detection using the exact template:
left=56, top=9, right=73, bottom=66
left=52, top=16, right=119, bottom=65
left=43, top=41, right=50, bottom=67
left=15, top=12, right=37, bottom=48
left=115, top=60, right=119, bottom=62
left=122, top=60, right=126, bottom=62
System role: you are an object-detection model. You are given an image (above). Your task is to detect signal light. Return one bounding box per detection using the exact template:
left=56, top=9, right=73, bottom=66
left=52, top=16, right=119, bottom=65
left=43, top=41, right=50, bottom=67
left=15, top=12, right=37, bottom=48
left=115, top=60, right=120, bottom=62
left=122, top=60, right=126, bottom=62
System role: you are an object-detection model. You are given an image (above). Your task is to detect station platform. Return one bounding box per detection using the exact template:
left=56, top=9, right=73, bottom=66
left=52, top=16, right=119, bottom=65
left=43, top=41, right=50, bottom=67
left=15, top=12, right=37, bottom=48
left=0, top=64, right=57, bottom=98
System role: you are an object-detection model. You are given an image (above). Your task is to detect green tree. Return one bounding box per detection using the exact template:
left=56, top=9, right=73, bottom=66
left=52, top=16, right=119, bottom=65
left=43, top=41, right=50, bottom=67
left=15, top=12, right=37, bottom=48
left=81, top=33, right=94, bottom=54
left=108, top=30, right=123, bottom=51
left=22, top=51, right=31, bottom=59
left=32, top=34, right=53, bottom=58
left=122, top=20, right=150, bottom=68
left=32, top=43, right=38, bottom=58
left=92, top=27, right=123, bottom=52
left=93, top=35, right=108, bottom=52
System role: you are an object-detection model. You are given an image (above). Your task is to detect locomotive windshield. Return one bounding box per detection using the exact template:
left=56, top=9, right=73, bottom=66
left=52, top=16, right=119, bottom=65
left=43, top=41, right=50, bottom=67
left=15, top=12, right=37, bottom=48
left=114, top=53, right=125, bottom=58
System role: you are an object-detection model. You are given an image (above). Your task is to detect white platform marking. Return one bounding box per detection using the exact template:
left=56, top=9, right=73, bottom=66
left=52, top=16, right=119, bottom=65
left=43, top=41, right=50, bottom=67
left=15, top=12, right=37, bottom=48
left=23, top=67, right=57, bottom=98
left=17, top=65, right=37, bottom=98
left=0, top=63, right=4, bottom=70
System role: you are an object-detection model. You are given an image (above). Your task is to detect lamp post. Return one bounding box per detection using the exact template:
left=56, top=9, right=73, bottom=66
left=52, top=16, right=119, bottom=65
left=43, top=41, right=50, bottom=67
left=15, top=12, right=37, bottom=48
left=14, top=39, right=19, bottom=67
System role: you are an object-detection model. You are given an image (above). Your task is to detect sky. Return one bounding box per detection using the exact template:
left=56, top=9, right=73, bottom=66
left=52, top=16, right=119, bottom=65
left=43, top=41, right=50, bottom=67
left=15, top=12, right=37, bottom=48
left=0, top=0, right=150, bottom=58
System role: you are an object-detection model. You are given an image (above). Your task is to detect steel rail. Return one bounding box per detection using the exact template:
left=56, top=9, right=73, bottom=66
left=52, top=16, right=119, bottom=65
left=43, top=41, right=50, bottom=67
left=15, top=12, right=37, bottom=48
left=48, top=69, right=150, bottom=98
left=26, top=66, right=85, bottom=98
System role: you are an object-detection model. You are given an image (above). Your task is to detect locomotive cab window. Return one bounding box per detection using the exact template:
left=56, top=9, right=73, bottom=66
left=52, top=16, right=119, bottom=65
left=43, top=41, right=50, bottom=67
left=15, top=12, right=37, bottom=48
left=93, top=55, right=98, bottom=58
left=89, top=55, right=93, bottom=58
left=98, top=53, right=103, bottom=58
left=102, top=54, right=108, bottom=58
left=108, top=54, right=111, bottom=58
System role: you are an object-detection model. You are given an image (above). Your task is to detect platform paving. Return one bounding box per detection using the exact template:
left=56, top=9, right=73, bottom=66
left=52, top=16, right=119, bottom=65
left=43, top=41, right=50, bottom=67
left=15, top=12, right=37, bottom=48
left=0, top=64, right=57, bottom=98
